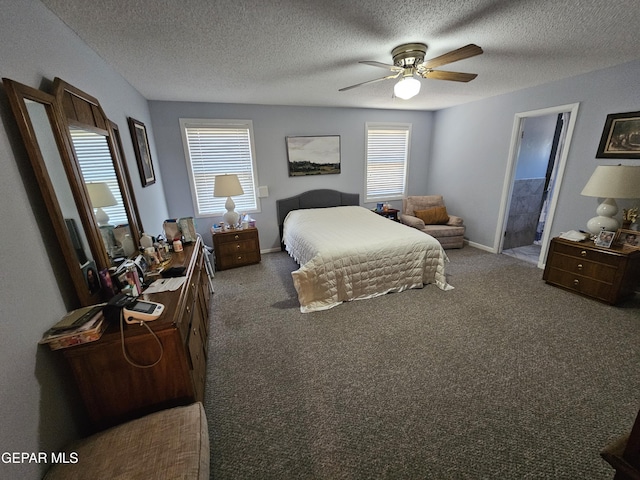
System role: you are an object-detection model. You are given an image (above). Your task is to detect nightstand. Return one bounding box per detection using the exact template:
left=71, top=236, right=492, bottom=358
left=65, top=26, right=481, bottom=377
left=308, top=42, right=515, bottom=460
left=212, top=227, right=261, bottom=270
left=373, top=208, right=400, bottom=221
left=543, top=237, right=640, bottom=305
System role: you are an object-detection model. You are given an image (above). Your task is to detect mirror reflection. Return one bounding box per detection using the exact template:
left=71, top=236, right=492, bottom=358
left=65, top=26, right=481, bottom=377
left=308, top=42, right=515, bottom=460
left=26, top=100, right=99, bottom=283
left=69, top=127, right=133, bottom=261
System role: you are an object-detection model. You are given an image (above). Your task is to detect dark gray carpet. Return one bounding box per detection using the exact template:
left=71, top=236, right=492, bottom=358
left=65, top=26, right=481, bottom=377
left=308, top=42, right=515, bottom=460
left=205, top=247, right=640, bottom=479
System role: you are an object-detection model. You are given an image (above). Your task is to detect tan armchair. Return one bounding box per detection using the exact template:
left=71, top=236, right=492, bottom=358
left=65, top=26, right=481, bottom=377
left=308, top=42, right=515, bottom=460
left=400, top=195, right=465, bottom=249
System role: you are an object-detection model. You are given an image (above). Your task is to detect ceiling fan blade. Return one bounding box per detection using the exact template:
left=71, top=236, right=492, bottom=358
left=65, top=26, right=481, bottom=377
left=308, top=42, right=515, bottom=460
left=360, top=60, right=403, bottom=72
left=339, top=72, right=402, bottom=92
left=421, top=44, right=483, bottom=70
left=421, top=70, right=478, bottom=82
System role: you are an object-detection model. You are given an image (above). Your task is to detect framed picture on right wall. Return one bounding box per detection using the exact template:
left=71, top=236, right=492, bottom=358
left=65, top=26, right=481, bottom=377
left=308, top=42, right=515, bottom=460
left=596, top=110, right=640, bottom=158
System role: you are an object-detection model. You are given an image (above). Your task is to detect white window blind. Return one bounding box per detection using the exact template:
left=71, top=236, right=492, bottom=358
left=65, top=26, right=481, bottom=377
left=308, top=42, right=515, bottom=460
left=365, top=123, right=411, bottom=202
left=70, top=128, right=128, bottom=225
left=181, top=119, right=258, bottom=217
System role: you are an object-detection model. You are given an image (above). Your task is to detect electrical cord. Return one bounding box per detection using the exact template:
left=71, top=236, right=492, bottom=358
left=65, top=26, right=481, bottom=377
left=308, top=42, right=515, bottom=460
left=119, top=310, right=164, bottom=368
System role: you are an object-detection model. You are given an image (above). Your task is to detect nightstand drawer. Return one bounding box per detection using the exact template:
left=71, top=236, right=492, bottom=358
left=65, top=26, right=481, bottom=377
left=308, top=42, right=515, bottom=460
left=547, top=253, right=617, bottom=283
left=551, top=241, right=620, bottom=266
left=218, top=239, right=259, bottom=256
left=215, top=230, right=257, bottom=244
left=544, top=268, right=613, bottom=301
left=223, top=251, right=261, bottom=268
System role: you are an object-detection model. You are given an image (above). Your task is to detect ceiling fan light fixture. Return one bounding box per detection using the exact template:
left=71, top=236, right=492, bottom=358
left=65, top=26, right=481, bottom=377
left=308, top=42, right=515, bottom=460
left=394, top=76, right=421, bottom=100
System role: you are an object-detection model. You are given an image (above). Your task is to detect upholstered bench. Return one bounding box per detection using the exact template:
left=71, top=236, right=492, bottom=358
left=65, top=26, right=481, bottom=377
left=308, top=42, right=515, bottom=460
left=44, top=402, right=209, bottom=480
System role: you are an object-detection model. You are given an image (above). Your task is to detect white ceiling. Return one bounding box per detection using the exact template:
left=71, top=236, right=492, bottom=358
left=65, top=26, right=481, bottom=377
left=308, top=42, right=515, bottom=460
left=41, top=0, right=640, bottom=111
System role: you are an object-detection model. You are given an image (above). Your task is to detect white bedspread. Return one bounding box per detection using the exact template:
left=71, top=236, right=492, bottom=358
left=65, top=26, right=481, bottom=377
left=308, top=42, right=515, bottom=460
left=283, top=205, right=453, bottom=313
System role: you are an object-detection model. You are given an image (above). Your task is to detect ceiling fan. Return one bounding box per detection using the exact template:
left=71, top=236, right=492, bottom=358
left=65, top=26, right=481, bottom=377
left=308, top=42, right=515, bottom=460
left=339, top=43, right=483, bottom=99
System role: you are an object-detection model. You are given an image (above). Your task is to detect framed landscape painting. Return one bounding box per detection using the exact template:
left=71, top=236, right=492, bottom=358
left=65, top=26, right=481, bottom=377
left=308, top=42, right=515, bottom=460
left=596, top=110, right=640, bottom=159
left=286, top=135, right=341, bottom=176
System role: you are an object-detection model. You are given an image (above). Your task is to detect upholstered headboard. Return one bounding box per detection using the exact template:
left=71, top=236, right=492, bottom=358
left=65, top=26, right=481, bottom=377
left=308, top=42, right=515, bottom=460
left=276, top=189, right=360, bottom=249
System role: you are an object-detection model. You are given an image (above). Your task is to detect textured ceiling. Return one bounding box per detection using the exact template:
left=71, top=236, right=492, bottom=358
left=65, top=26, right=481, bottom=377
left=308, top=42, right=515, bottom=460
left=41, top=0, right=640, bottom=111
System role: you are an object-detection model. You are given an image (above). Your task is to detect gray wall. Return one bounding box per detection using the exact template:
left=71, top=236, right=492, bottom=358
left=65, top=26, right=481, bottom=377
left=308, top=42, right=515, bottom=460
left=149, top=102, right=434, bottom=250
left=429, top=58, right=640, bottom=249
left=0, top=1, right=167, bottom=478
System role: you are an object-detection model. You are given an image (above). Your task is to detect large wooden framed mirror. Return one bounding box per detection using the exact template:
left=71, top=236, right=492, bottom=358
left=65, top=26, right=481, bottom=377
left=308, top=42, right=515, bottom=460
left=3, top=77, right=144, bottom=307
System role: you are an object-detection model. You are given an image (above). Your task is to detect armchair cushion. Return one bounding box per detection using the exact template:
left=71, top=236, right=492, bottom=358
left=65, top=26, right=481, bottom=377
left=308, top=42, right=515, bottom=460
left=414, top=206, right=449, bottom=225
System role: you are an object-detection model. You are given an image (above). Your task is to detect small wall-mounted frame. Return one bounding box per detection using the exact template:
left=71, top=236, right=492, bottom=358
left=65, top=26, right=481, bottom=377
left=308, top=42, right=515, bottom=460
left=596, top=110, right=640, bottom=159
left=286, top=135, right=341, bottom=176
left=128, top=117, right=156, bottom=186
left=615, top=229, right=640, bottom=250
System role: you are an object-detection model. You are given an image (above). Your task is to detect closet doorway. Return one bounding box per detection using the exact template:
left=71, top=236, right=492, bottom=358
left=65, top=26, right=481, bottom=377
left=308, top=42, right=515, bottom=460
left=496, top=103, right=580, bottom=268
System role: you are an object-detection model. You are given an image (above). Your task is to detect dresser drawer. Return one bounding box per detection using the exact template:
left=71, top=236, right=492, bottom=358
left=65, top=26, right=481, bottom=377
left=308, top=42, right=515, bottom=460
left=547, top=253, right=617, bottom=283
left=544, top=267, right=614, bottom=301
left=551, top=241, right=621, bottom=266
left=215, top=230, right=257, bottom=244
left=220, top=251, right=261, bottom=268
left=218, top=238, right=259, bottom=255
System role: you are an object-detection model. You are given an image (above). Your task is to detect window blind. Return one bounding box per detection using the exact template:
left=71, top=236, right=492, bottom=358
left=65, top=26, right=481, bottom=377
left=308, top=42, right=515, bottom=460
left=365, top=123, right=410, bottom=202
left=181, top=120, right=258, bottom=217
left=70, top=129, right=128, bottom=225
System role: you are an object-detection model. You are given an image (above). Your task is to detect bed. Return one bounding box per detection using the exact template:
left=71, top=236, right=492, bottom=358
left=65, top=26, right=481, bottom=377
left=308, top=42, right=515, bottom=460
left=277, top=189, right=453, bottom=313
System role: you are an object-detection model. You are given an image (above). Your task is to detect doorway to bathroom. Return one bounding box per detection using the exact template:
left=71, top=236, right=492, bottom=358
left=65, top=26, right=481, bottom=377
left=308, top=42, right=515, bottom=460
left=496, top=103, right=580, bottom=267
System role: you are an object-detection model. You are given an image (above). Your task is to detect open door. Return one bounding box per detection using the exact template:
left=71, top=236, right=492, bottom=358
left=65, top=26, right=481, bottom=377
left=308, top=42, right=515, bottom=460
left=495, top=103, right=580, bottom=268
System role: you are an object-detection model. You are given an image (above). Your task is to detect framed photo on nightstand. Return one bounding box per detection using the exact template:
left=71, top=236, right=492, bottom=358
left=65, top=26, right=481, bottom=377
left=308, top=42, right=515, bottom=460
left=615, top=229, right=640, bottom=250
left=594, top=230, right=615, bottom=248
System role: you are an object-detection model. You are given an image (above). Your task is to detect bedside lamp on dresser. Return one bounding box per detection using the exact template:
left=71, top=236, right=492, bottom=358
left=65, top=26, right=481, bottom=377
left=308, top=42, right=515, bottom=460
left=580, top=165, right=640, bottom=235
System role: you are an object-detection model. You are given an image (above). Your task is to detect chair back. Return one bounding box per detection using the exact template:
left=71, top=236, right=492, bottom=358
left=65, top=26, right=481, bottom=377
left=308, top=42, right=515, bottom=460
left=403, top=195, right=445, bottom=215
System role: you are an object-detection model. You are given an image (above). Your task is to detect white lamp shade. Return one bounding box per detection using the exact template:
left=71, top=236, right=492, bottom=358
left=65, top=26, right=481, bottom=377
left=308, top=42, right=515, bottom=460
left=86, top=182, right=117, bottom=227
left=86, top=182, right=117, bottom=208
left=581, top=165, right=640, bottom=199
left=213, top=174, right=244, bottom=197
left=394, top=77, right=421, bottom=100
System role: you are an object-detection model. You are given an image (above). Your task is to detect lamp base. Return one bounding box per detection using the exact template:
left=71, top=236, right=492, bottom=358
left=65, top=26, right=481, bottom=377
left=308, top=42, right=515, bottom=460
left=223, top=196, right=240, bottom=227
left=586, top=198, right=619, bottom=235
left=95, top=207, right=111, bottom=226
left=586, top=216, right=619, bottom=235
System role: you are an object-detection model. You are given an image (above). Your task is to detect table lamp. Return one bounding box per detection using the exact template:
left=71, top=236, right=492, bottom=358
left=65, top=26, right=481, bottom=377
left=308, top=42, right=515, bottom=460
left=580, top=165, right=640, bottom=235
left=214, top=174, right=244, bottom=227
left=86, top=182, right=117, bottom=226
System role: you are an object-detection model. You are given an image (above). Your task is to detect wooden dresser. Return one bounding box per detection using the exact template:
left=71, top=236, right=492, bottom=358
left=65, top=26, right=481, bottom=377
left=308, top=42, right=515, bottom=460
left=212, top=227, right=261, bottom=270
left=543, top=237, right=640, bottom=305
left=62, top=238, right=212, bottom=432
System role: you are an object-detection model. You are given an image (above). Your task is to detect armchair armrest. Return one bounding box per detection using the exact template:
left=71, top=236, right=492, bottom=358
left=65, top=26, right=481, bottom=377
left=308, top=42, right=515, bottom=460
left=400, top=214, right=425, bottom=229
left=447, top=215, right=464, bottom=227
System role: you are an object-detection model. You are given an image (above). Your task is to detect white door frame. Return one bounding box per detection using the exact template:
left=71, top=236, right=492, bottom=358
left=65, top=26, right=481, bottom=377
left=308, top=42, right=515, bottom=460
left=494, top=102, right=580, bottom=268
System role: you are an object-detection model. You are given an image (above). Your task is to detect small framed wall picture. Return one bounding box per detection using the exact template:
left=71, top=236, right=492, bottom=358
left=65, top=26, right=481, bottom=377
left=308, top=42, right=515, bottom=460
left=128, top=117, right=156, bottom=187
left=594, top=230, right=616, bottom=248
left=596, top=110, right=640, bottom=159
left=615, top=229, right=640, bottom=250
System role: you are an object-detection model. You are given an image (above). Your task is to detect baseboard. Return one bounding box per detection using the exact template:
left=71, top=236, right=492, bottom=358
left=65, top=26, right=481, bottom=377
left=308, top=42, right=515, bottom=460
left=261, top=247, right=282, bottom=254
left=465, top=240, right=496, bottom=253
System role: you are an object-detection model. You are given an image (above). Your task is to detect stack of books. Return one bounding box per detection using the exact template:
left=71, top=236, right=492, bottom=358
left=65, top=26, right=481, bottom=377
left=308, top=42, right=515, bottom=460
left=39, top=304, right=107, bottom=350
